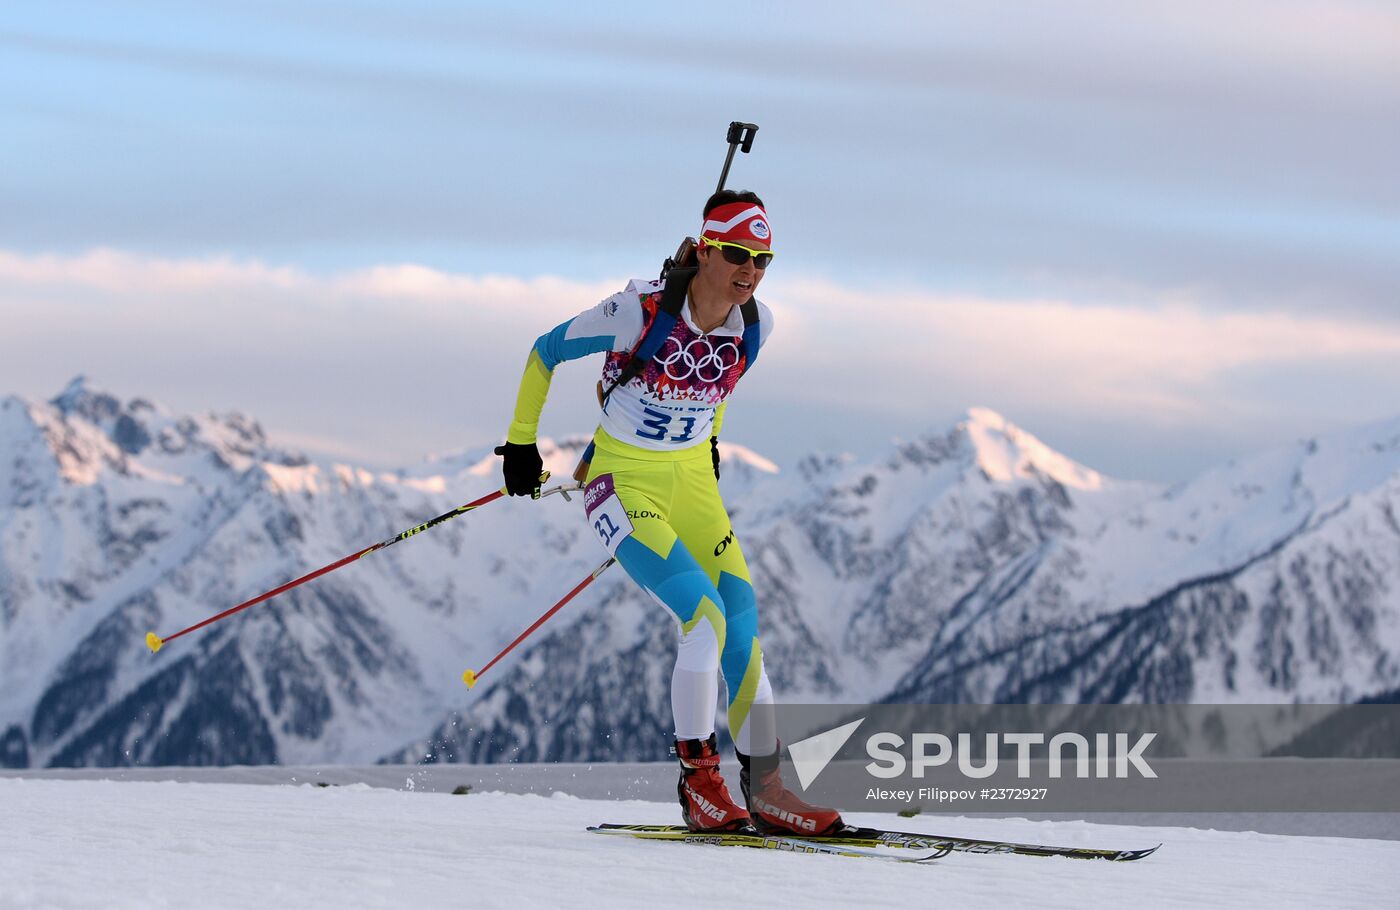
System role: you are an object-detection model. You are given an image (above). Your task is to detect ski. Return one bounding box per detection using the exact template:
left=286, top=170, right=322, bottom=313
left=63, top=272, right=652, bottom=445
left=586, top=825, right=950, bottom=863
left=591, top=823, right=1159, bottom=862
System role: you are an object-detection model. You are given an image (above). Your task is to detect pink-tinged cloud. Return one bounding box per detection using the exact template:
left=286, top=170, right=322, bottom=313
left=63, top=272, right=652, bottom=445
left=2, top=248, right=1398, bottom=476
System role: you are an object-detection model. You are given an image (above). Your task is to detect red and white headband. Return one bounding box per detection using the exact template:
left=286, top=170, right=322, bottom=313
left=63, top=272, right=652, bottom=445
left=700, top=202, right=772, bottom=247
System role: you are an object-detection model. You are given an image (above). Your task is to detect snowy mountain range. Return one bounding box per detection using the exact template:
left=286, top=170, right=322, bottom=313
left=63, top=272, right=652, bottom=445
left=2, top=378, right=1397, bottom=768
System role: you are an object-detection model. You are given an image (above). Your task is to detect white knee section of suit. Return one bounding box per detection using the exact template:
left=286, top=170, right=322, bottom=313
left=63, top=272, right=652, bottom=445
left=672, top=615, right=721, bottom=740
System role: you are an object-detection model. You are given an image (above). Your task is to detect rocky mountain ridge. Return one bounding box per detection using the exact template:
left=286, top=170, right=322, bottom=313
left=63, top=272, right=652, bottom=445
left=2, top=379, right=1396, bottom=767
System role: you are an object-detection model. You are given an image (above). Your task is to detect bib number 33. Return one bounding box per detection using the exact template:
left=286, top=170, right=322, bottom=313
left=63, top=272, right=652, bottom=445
left=583, top=473, right=635, bottom=556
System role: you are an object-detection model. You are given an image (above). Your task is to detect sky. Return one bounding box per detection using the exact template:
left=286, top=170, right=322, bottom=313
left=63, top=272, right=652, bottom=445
left=1, top=0, right=1397, bottom=482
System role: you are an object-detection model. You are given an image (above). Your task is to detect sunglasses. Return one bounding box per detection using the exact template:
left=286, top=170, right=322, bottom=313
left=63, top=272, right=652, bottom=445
left=702, top=238, right=774, bottom=270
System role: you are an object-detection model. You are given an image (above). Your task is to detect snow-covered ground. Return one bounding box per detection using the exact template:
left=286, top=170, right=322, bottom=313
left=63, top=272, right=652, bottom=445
left=3, top=777, right=1398, bottom=910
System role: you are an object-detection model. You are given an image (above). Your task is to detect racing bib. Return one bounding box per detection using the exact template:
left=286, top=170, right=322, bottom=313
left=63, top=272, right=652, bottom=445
left=583, top=473, right=634, bottom=556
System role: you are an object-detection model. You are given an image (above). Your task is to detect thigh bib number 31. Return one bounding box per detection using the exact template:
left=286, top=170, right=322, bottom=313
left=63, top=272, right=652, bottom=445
left=584, top=474, right=635, bottom=556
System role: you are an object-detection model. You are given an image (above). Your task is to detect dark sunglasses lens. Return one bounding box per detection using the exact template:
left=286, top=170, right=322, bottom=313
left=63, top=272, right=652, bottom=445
left=717, top=245, right=772, bottom=269
left=719, top=246, right=750, bottom=266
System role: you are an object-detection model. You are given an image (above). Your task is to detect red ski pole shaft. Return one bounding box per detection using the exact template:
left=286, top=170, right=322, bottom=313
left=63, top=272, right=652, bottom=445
left=462, top=556, right=615, bottom=689
left=145, top=478, right=543, bottom=653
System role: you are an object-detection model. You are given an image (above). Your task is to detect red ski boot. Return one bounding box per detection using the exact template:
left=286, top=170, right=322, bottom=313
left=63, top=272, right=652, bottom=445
left=739, top=748, right=845, bottom=837
left=675, top=735, right=753, bottom=833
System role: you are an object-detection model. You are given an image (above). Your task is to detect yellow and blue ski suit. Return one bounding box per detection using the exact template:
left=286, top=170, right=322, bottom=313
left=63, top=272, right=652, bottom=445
left=507, top=277, right=776, bottom=753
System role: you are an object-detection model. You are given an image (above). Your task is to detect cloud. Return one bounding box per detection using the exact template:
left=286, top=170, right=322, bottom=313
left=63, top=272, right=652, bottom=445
left=0, top=247, right=616, bottom=308
left=4, top=2, right=1396, bottom=323
left=766, top=278, right=1400, bottom=427
left=3, top=246, right=1398, bottom=482
left=0, top=247, right=311, bottom=295
left=0, top=248, right=625, bottom=470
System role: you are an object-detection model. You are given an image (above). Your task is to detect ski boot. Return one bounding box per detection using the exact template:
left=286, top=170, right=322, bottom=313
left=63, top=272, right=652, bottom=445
left=739, top=747, right=844, bottom=836
left=675, top=734, right=753, bottom=833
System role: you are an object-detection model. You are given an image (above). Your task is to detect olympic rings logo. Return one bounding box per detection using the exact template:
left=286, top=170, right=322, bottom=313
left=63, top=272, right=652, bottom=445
left=657, top=336, right=740, bottom=383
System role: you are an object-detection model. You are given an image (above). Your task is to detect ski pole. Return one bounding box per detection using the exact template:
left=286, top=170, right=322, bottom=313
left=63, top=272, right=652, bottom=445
left=461, top=555, right=615, bottom=689
left=145, top=472, right=571, bottom=653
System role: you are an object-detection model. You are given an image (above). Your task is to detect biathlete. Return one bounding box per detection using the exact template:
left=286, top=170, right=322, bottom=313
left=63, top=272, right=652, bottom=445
left=497, top=190, right=842, bottom=836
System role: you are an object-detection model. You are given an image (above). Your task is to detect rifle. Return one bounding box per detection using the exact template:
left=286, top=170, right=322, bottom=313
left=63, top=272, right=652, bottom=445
left=658, top=121, right=760, bottom=280
left=571, top=122, right=761, bottom=484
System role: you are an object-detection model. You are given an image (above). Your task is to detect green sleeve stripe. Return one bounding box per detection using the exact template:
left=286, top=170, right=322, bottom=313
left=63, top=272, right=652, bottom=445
left=506, top=349, right=554, bottom=445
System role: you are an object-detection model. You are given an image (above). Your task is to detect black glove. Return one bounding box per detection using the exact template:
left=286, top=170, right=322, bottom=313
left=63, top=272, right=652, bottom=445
left=495, top=442, right=543, bottom=496
left=710, top=436, right=720, bottom=481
